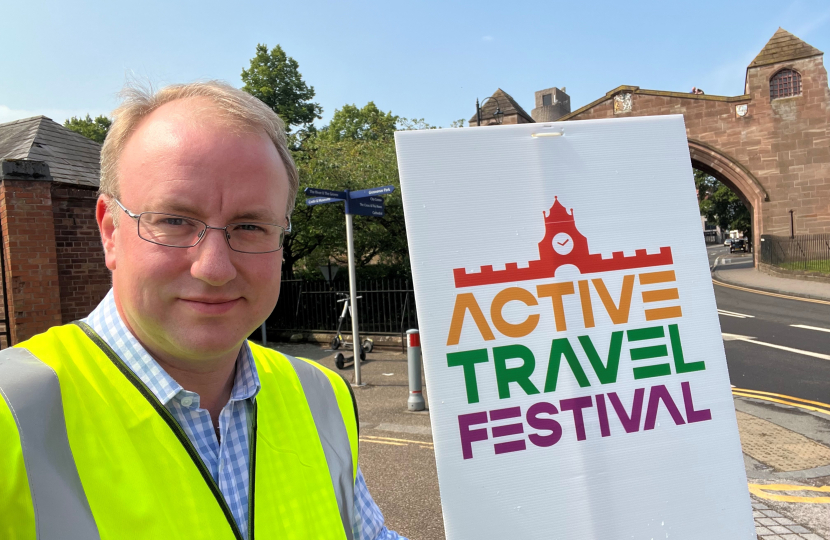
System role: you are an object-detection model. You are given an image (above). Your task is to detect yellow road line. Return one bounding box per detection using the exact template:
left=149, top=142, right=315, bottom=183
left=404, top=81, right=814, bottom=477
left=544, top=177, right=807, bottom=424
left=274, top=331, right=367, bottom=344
left=713, top=279, right=830, bottom=305
left=361, top=434, right=434, bottom=446
left=748, top=484, right=830, bottom=504
left=359, top=438, right=406, bottom=446
left=732, top=391, right=830, bottom=416
left=732, top=388, right=830, bottom=411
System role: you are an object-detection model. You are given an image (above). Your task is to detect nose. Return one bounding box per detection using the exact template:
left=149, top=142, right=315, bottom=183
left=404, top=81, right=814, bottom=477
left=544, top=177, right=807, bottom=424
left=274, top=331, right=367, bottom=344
left=189, top=227, right=238, bottom=286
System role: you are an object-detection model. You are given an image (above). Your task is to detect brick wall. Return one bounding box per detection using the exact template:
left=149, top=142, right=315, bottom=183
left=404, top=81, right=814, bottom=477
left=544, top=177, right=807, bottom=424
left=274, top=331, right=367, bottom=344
left=51, top=185, right=110, bottom=323
left=0, top=179, right=63, bottom=343
left=564, top=55, right=830, bottom=245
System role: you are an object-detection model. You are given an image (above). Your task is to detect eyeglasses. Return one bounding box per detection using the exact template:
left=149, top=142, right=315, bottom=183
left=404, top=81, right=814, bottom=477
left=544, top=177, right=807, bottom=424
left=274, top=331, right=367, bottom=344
left=114, top=199, right=291, bottom=254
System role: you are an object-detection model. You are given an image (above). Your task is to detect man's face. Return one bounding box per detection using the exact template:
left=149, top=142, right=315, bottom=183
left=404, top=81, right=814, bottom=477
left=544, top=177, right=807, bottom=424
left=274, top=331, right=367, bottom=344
left=99, top=98, right=290, bottom=367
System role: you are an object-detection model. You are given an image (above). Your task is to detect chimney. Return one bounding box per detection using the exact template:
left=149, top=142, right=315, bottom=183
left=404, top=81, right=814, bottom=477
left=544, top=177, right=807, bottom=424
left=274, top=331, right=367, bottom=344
left=531, top=87, right=571, bottom=122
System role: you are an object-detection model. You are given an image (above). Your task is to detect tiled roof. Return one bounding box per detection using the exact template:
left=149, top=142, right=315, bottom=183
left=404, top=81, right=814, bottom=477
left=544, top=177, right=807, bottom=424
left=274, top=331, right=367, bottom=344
left=470, top=88, right=534, bottom=124
left=749, top=28, right=823, bottom=68
left=0, top=116, right=100, bottom=187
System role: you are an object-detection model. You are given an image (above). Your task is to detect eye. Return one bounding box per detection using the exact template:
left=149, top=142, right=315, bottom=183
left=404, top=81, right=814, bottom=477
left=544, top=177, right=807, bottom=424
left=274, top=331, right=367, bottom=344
left=233, top=223, right=268, bottom=233
left=162, top=217, right=187, bottom=226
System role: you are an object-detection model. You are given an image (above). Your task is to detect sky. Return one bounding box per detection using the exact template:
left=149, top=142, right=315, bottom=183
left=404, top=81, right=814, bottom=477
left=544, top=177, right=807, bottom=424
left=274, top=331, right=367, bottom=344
left=1, top=0, right=829, bottom=129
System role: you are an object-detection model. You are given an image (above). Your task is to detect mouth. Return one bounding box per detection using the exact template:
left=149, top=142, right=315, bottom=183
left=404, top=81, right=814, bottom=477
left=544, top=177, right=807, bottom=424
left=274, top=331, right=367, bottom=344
left=179, top=297, right=243, bottom=315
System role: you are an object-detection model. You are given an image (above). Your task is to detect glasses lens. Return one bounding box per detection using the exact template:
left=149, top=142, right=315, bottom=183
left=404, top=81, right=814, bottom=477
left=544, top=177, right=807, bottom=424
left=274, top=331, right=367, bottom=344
left=139, top=213, right=204, bottom=247
left=226, top=223, right=285, bottom=253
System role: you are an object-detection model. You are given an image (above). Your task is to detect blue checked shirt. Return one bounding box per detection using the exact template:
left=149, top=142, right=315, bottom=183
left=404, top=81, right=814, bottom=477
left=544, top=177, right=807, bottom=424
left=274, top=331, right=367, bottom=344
left=84, top=290, right=404, bottom=540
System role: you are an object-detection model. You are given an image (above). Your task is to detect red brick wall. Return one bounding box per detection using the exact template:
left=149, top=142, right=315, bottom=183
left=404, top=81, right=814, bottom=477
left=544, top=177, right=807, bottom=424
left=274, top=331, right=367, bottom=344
left=0, top=179, right=63, bottom=343
left=566, top=55, right=830, bottom=241
left=51, top=185, right=110, bottom=323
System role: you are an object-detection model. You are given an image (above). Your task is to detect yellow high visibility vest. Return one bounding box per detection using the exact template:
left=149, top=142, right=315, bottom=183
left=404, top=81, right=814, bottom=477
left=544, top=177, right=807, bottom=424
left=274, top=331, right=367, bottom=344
left=0, top=323, right=358, bottom=540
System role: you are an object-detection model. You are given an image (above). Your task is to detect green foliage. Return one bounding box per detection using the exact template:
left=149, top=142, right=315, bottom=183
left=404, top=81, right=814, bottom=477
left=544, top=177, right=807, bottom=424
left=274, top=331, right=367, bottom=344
left=694, top=169, right=751, bottom=238
left=241, top=44, right=322, bottom=134
left=398, top=117, right=435, bottom=131
left=320, top=102, right=398, bottom=141
left=64, top=115, right=111, bottom=143
left=237, top=46, right=430, bottom=278
left=450, top=119, right=466, bottom=128
left=285, top=133, right=408, bottom=278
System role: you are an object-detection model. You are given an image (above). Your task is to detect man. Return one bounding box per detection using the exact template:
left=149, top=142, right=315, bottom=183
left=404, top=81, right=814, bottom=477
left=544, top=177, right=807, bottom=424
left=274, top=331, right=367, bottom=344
left=0, top=81, right=405, bottom=540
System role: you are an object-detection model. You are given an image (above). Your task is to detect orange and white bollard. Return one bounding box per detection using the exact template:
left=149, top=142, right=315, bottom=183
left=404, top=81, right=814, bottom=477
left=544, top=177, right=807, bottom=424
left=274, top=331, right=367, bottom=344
left=406, top=329, right=425, bottom=411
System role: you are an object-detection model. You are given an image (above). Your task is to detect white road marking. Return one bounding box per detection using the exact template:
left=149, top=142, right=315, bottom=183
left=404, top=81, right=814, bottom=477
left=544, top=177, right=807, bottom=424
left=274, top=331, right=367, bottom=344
left=718, top=309, right=755, bottom=318
left=790, top=324, right=830, bottom=334
left=722, top=333, right=830, bottom=361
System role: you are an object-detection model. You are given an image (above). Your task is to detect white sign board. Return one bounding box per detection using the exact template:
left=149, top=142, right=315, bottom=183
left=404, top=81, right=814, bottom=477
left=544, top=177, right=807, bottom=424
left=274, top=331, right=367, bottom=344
left=394, top=116, right=755, bottom=539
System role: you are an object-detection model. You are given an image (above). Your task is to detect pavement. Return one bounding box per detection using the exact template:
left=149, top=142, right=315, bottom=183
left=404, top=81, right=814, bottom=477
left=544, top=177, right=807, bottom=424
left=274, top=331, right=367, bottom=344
left=709, top=244, right=830, bottom=301
left=707, top=244, right=830, bottom=539
left=256, top=251, right=830, bottom=539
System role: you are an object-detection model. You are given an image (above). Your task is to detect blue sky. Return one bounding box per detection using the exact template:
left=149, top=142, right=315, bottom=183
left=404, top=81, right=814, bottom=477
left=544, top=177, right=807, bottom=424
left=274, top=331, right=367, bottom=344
left=1, top=0, right=829, bottom=128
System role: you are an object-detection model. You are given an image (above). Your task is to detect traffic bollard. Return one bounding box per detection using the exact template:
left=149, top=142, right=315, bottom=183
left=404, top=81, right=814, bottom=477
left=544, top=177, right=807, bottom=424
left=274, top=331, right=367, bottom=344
left=406, top=329, right=425, bottom=411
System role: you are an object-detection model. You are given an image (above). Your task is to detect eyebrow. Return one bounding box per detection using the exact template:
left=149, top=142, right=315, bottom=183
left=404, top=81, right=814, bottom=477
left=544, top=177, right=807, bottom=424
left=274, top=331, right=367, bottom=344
left=155, top=203, right=279, bottom=223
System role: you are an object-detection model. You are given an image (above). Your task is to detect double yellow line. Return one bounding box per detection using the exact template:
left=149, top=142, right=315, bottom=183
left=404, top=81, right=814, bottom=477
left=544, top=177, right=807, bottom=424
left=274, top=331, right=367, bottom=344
left=359, top=434, right=434, bottom=450
left=748, top=484, right=830, bottom=504
left=732, top=387, right=830, bottom=416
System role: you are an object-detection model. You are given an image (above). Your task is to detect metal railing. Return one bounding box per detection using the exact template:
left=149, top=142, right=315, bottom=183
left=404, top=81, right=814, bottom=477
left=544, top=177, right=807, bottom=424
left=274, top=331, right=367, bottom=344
left=265, top=278, right=418, bottom=336
left=759, top=234, right=830, bottom=274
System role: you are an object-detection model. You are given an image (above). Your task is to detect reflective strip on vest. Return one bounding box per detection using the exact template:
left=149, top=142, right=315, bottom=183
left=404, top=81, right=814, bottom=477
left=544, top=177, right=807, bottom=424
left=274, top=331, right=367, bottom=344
left=283, top=354, right=356, bottom=540
left=0, top=347, right=101, bottom=540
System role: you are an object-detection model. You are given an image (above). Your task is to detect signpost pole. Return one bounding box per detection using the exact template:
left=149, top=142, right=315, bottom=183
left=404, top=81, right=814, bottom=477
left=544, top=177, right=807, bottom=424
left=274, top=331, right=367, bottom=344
left=345, top=211, right=362, bottom=385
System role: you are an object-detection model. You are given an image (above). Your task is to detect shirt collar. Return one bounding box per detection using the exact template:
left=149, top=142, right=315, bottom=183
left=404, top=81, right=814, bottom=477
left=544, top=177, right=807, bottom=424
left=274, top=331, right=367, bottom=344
left=84, top=289, right=261, bottom=406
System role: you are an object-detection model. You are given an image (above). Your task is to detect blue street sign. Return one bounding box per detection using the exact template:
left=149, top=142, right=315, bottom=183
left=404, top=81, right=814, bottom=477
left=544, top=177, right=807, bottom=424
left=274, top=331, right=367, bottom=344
left=306, top=197, right=344, bottom=206
left=368, top=196, right=383, bottom=203
left=350, top=185, right=395, bottom=199
left=304, top=187, right=347, bottom=199
left=348, top=199, right=384, bottom=217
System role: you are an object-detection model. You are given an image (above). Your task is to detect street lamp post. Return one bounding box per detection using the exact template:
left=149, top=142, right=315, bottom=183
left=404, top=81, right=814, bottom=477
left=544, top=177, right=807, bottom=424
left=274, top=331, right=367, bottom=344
left=476, top=96, right=504, bottom=126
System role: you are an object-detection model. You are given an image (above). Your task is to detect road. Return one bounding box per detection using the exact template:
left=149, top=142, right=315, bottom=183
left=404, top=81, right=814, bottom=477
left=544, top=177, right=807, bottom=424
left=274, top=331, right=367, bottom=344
left=708, top=245, right=830, bottom=404
left=268, top=251, right=830, bottom=539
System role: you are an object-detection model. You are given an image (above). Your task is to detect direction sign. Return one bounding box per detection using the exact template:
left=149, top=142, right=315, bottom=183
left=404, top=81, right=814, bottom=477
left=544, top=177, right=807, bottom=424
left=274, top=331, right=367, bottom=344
left=306, top=197, right=344, bottom=206
left=304, top=187, right=347, bottom=199
left=350, top=185, right=395, bottom=199
left=300, top=183, right=391, bottom=386
left=348, top=199, right=384, bottom=217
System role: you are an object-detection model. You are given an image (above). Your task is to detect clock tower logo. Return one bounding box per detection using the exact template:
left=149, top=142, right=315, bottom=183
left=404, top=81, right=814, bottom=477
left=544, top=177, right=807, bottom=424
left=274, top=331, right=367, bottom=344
left=453, top=196, right=673, bottom=288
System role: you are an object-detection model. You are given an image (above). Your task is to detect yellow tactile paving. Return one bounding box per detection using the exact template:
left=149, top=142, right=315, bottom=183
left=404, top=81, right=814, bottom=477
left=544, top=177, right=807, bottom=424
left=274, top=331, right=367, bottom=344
left=736, top=411, right=830, bottom=472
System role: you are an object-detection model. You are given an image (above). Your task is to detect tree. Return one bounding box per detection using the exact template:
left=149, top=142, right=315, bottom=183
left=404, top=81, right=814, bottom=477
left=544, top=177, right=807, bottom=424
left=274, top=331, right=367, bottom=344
left=694, top=169, right=751, bottom=239
left=320, top=102, right=398, bottom=142
left=241, top=44, right=322, bottom=135
left=284, top=134, right=406, bottom=279
left=64, top=115, right=111, bottom=143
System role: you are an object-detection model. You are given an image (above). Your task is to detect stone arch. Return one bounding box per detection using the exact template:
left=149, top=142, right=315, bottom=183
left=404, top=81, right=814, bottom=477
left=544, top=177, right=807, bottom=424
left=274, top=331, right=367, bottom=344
left=688, top=139, right=768, bottom=253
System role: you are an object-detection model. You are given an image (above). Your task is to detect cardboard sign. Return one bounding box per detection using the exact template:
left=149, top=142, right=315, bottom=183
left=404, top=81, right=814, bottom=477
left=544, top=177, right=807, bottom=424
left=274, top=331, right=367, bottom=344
left=394, top=116, right=755, bottom=539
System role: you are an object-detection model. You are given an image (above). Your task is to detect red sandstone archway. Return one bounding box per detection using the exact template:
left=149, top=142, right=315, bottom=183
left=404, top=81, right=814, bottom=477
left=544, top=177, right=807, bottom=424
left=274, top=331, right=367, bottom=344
left=688, top=139, right=768, bottom=253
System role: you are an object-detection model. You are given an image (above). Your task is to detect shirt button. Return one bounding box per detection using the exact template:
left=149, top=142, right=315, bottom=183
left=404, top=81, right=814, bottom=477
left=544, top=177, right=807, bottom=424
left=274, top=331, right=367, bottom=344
left=180, top=396, right=194, bottom=407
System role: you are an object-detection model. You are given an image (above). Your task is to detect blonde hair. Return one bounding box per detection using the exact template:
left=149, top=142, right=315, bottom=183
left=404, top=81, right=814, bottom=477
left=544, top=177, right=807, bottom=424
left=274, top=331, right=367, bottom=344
left=99, top=80, right=298, bottom=222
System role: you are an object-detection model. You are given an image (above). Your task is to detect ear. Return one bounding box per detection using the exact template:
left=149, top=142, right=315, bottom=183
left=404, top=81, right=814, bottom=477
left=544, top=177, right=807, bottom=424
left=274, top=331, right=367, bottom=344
left=97, top=196, right=117, bottom=271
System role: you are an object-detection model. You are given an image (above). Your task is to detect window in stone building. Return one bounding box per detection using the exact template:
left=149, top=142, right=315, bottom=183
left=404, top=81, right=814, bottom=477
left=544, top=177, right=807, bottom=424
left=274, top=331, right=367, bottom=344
left=769, top=69, right=802, bottom=100
left=542, top=94, right=552, bottom=106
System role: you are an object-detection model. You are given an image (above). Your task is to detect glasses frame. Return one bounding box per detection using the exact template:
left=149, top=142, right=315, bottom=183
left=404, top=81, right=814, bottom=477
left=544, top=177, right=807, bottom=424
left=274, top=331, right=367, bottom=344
left=114, top=199, right=291, bottom=254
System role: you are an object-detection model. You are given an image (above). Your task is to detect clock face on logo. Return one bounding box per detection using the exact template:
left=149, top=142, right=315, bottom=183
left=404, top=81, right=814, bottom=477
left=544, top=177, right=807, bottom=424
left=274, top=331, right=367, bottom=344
left=553, top=232, right=573, bottom=255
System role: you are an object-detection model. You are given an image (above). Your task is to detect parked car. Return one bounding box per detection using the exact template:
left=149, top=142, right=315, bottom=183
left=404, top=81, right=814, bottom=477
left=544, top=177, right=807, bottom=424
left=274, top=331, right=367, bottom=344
left=724, top=239, right=733, bottom=247
left=730, top=239, right=747, bottom=253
